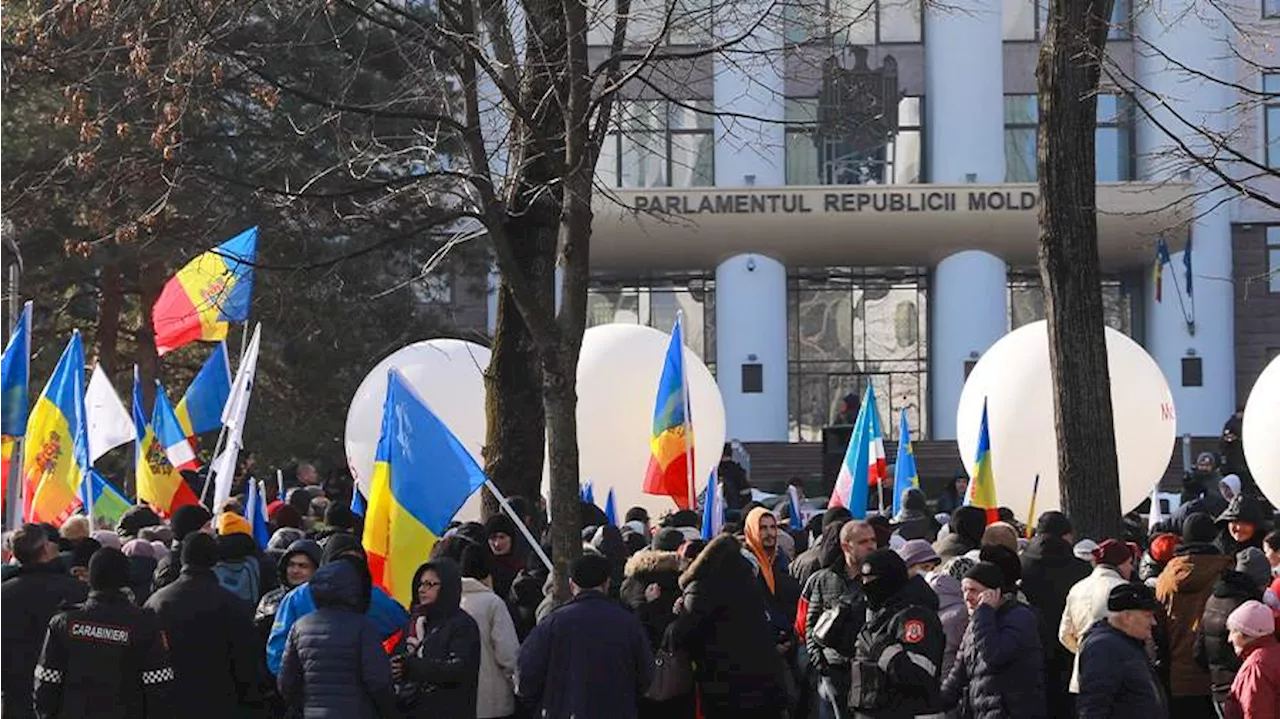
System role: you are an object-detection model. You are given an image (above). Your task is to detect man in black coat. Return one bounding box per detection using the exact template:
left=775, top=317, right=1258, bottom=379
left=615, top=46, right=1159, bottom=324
left=150, top=504, right=212, bottom=593
left=1076, top=584, right=1169, bottom=719
left=1, top=523, right=89, bottom=719
left=143, top=532, right=261, bottom=718
left=33, top=548, right=175, bottom=719
left=1020, top=511, right=1091, bottom=719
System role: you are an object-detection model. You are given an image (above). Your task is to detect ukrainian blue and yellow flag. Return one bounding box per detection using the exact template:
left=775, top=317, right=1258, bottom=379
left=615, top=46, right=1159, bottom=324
left=363, top=369, right=487, bottom=607
left=643, top=316, right=695, bottom=509
left=891, top=409, right=920, bottom=516
left=963, top=398, right=999, bottom=525
left=175, top=341, right=231, bottom=437
left=133, top=368, right=200, bottom=517
left=22, top=331, right=89, bottom=525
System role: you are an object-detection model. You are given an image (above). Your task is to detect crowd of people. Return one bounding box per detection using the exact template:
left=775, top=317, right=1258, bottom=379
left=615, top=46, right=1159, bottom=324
left=2, top=448, right=1279, bottom=719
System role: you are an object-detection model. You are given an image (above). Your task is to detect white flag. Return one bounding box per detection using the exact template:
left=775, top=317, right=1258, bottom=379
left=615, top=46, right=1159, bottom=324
left=86, top=364, right=136, bottom=462
left=211, top=325, right=260, bottom=513
left=1148, top=485, right=1164, bottom=534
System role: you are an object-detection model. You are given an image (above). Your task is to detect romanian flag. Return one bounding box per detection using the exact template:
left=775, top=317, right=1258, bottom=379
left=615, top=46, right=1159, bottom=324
left=1153, top=238, right=1171, bottom=303
left=1, top=302, right=32, bottom=507
left=132, top=367, right=200, bottom=516
left=153, top=227, right=257, bottom=355
left=363, top=370, right=487, bottom=607
left=175, top=342, right=232, bottom=437
left=77, top=469, right=132, bottom=529
left=963, top=398, right=999, bottom=525
left=643, top=316, right=696, bottom=510
left=891, top=409, right=920, bottom=516
left=153, top=382, right=198, bottom=471
left=22, top=332, right=90, bottom=525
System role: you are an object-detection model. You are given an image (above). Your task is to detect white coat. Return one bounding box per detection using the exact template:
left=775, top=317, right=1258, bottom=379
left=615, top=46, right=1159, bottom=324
left=460, top=577, right=521, bottom=718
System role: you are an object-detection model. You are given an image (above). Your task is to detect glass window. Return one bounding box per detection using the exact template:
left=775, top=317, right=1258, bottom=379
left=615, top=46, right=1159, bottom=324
left=785, top=0, right=922, bottom=43
left=787, top=267, right=929, bottom=441
left=587, top=275, right=715, bottom=361
left=1266, top=74, right=1280, bottom=169
left=784, top=96, right=923, bottom=185
left=599, top=100, right=715, bottom=188
left=1003, top=0, right=1037, bottom=40
left=1267, top=0, right=1280, bottom=18
left=587, top=0, right=713, bottom=46
left=1268, top=227, right=1280, bottom=293
left=1108, top=0, right=1131, bottom=38
left=1008, top=274, right=1135, bottom=335
left=1004, top=93, right=1133, bottom=181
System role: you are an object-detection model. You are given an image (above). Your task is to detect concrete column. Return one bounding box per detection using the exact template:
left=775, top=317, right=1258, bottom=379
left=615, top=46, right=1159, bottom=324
left=930, top=251, right=1008, bottom=439
left=1135, top=2, right=1234, bottom=434
left=713, top=0, right=784, bottom=186
left=924, top=0, right=1006, bottom=439
left=715, top=254, right=788, bottom=441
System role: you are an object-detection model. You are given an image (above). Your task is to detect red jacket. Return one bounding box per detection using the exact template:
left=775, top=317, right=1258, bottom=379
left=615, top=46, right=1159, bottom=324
left=1226, top=635, right=1280, bottom=719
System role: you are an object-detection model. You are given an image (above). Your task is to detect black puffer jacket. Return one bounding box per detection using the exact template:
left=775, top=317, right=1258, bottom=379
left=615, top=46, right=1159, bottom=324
left=890, top=489, right=941, bottom=542
left=849, top=575, right=945, bottom=718
left=1019, top=533, right=1091, bottom=718
left=934, top=506, right=987, bottom=560
left=396, top=558, right=481, bottom=719
left=277, top=560, right=400, bottom=719
left=1194, top=569, right=1262, bottom=705
left=942, top=599, right=1047, bottom=719
left=1, top=562, right=89, bottom=719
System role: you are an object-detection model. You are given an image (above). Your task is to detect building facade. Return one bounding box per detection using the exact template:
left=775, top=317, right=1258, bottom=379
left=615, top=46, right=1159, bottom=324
left=477, top=0, right=1280, bottom=444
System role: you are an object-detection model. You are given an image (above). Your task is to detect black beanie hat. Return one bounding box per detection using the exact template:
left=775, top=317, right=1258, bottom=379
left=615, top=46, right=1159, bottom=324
left=181, top=532, right=219, bottom=569
left=69, top=538, right=102, bottom=569
left=484, top=513, right=518, bottom=539
left=964, top=561, right=1005, bottom=591
left=822, top=507, right=853, bottom=529
left=88, top=547, right=132, bottom=591
left=979, top=544, right=1021, bottom=591
left=320, top=532, right=365, bottom=565
left=653, top=527, right=686, bottom=552
left=324, top=502, right=356, bottom=531
left=1035, top=511, right=1073, bottom=538
left=1183, top=512, right=1217, bottom=544
left=860, top=548, right=909, bottom=609
left=170, top=504, right=213, bottom=542
left=570, top=553, right=612, bottom=589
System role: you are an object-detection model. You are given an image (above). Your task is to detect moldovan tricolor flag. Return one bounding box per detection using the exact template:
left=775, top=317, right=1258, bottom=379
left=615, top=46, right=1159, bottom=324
left=175, top=342, right=232, bottom=437
left=828, top=383, right=885, bottom=518
left=153, top=228, right=257, bottom=355
left=1, top=301, right=32, bottom=508
left=22, top=331, right=90, bottom=525
left=132, top=367, right=199, bottom=516
left=152, top=382, right=198, bottom=471
left=963, top=398, right=1000, bottom=525
left=363, top=370, right=487, bottom=607
left=643, top=316, right=696, bottom=510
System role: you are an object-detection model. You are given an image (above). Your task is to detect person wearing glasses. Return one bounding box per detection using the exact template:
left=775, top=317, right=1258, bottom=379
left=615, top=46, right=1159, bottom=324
left=391, top=557, right=482, bottom=719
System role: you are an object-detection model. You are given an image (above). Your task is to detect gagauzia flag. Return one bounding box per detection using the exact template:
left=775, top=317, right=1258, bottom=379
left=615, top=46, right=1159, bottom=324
left=22, top=332, right=90, bottom=525
left=363, top=370, right=487, bottom=607
left=153, top=228, right=257, bottom=355
left=643, top=316, right=695, bottom=509
left=828, top=383, right=885, bottom=518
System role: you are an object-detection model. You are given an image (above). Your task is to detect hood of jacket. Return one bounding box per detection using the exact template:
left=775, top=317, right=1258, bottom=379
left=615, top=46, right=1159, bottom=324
left=1021, top=533, right=1077, bottom=565
left=277, top=539, right=322, bottom=586
left=460, top=576, right=495, bottom=597
left=411, top=556, right=464, bottom=620
left=217, top=532, right=259, bottom=562
left=624, top=549, right=681, bottom=578
left=1212, top=569, right=1263, bottom=601
left=320, top=532, right=364, bottom=564
left=927, top=571, right=963, bottom=611
left=310, top=560, right=367, bottom=613
left=1159, top=552, right=1234, bottom=596
left=950, top=506, right=988, bottom=546
left=680, top=534, right=751, bottom=590
left=892, top=489, right=929, bottom=521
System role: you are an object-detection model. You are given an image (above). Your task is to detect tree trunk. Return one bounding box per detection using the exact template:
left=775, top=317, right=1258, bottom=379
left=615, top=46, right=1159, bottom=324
left=93, top=263, right=123, bottom=373
left=1037, top=0, right=1123, bottom=540
left=135, top=260, right=165, bottom=414
left=542, top=346, right=582, bottom=601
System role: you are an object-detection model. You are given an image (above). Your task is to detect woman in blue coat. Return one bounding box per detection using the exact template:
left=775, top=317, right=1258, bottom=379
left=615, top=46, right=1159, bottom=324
left=941, top=557, right=1048, bottom=719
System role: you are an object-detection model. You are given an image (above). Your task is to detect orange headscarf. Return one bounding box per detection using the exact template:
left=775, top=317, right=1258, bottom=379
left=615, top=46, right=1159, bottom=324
left=744, top=507, right=777, bottom=595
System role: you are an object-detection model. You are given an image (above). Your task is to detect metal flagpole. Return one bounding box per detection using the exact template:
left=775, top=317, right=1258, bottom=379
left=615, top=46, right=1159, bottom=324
left=676, top=311, right=697, bottom=510
left=484, top=479, right=553, bottom=572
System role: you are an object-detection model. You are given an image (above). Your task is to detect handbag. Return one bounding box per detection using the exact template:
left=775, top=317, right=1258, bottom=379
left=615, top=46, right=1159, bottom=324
left=812, top=597, right=860, bottom=657
left=645, top=647, right=693, bottom=701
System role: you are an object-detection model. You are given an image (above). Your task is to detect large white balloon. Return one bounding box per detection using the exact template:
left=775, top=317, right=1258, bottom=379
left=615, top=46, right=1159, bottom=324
left=345, top=339, right=491, bottom=524
left=956, top=321, right=1176, bottom=519
left=552, top=324, right=726, bottom=520
left=1243, top=356, right=1280, bottom=507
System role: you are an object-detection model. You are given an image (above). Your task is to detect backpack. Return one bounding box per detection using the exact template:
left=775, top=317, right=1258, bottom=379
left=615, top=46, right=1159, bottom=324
left=213, top=556, right=260, bottom=604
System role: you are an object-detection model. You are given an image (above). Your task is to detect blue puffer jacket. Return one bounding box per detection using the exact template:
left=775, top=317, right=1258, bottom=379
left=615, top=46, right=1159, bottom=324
left=277, top=562, right=401, bottom=719
left=1076, top=619, right=1168, bottom=719
left=941, top=600, right=1048, bottom=719
left=267, top=572, right=407, bottom=675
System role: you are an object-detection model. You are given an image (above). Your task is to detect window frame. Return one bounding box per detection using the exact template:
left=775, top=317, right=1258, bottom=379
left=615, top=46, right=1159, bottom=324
left=783, top=95, right=925, bottom=185
left=1267, top=226, right=1280, bottom=294
left=1265, top=0, right=1280, bottom=18
left=1007, top=0, right=1130, bottom=41
left=1265, top=74, right=1280, bottom=170
left=586, top=0, right=715, bottom=47
left=1002, top=92, right=1134, bottom=182
left=783, top=0, right=924, bottom=45
left=600, top=99, right=716, bottom=189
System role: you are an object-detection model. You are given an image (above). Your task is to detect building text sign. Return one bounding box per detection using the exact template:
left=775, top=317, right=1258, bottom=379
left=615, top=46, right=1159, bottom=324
left=631, top=189, right=1040, bottom=215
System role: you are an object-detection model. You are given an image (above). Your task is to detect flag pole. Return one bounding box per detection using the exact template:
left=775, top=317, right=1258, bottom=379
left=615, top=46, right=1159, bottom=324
left=200, top=323, right=253, bottom=507
left=676, top=311, right=696, bottom=510
left=484, top=479, right=553, bottom=572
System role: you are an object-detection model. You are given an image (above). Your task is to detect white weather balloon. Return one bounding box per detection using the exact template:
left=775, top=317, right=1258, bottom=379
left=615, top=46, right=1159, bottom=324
left=345, top=339, right=491, bottom=521
left=551, top=323, right=727, bottom=520
left=1243, top=355, right=1280, bottom=507
left=956, top=321, right=1176, bottom=518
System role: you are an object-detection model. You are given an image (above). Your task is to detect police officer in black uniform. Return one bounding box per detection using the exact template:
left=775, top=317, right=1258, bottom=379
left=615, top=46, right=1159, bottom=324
left=33, top=547, right=175, bottom=719
left=849, top=548, right=946, bottom=719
